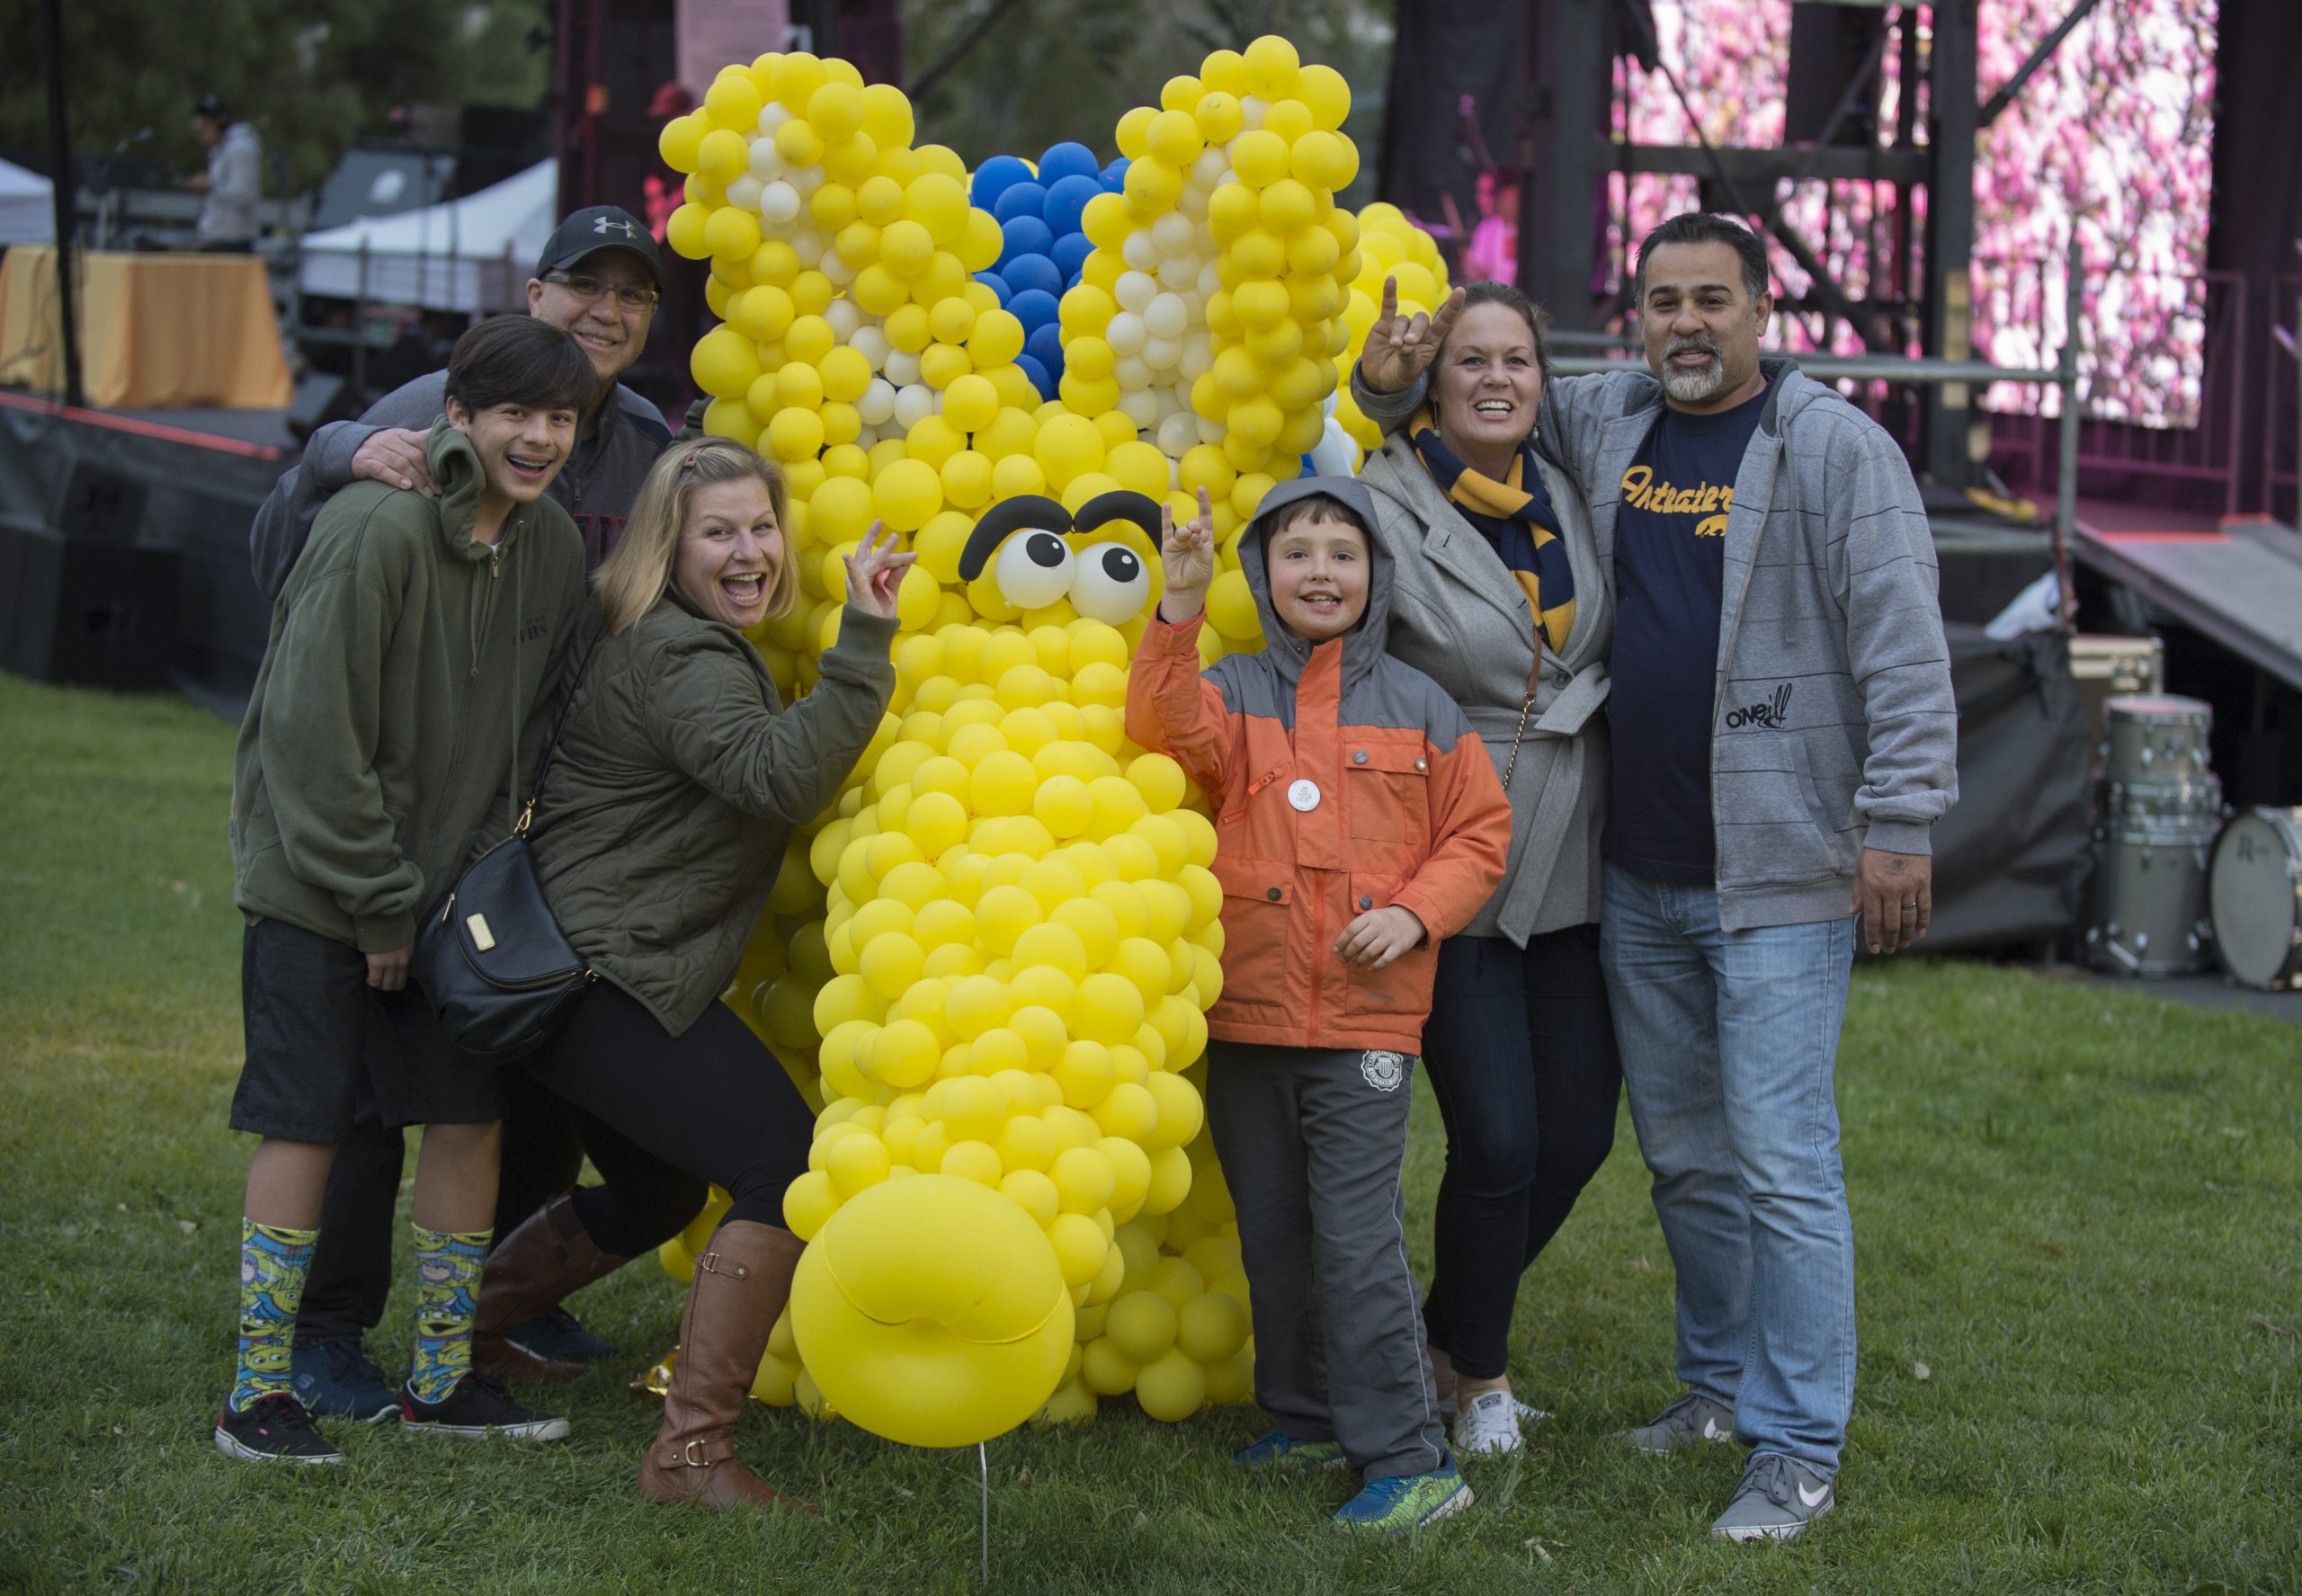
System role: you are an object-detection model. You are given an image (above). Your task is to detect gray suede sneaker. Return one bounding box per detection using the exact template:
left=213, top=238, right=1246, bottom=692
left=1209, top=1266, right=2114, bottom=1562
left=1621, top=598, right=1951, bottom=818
left=1711, top=1453, right=1835, bottom=1542
left=1623, top=1390, right=1735, bottom=1453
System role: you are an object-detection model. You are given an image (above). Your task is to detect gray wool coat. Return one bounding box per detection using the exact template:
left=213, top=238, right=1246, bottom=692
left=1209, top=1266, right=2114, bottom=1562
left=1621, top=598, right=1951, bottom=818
left=1355, top=432, right=1614, bottom=945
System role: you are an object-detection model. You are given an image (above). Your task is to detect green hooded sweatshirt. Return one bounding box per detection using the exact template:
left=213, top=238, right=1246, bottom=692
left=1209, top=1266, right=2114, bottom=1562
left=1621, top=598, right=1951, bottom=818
left=230, top=418, right=589, bottom=952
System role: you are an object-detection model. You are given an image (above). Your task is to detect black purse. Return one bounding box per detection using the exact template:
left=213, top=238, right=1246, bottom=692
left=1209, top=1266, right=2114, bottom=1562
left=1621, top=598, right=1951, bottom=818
left=414, top=641, right=600, bottom=1063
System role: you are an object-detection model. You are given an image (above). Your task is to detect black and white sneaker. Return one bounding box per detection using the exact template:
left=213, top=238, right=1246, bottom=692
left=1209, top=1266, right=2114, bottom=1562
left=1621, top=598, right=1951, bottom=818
left=213, top=1392, right=344, bottom=1465
left=398, top=1372, right=570, bottom=1441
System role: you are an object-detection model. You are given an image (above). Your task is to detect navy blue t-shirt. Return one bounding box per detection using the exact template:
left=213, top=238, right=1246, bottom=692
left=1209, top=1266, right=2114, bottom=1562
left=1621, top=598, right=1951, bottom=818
left=1604, top=380, right=1771, bottom=883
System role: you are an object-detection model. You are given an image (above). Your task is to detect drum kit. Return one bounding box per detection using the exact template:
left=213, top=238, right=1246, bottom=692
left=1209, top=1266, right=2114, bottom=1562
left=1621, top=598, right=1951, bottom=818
left=2083, top=692, right=2302, bottom=990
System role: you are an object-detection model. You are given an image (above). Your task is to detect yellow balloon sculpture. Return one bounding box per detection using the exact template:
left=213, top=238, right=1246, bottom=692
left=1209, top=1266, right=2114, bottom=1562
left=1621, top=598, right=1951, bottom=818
left=652, top=36, right=1454, bottom=1444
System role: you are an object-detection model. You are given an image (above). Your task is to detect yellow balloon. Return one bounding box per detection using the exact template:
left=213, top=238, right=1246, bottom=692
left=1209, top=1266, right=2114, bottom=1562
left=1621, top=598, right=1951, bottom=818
left=1103, top=1289, right=1177, bottom=1365
left=872, top=458, right=942, bottom=533
left=1080, top=1335, right=1139, bottom=1396
left=1176, top=1289, right=1249, bottom=1365
left=1048, top=1210, right=1110, bottom=1287
left=1033, top=1377, right=1098, bottom=1426
left=782, top=1168, right=838, bottom=1239
left=790, top=1174, right=1075, bottom=1448
left=1134, top=1347, right=1209, bottom=1422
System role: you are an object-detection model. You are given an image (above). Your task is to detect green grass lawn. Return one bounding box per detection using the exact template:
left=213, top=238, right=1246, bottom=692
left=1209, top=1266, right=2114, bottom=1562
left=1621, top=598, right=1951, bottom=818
left=2, top=672, right=2298, bottom=1595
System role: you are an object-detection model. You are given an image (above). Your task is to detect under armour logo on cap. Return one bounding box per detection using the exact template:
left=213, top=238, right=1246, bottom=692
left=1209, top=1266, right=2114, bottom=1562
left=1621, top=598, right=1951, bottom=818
left=539, top=205, right=665, bottom=293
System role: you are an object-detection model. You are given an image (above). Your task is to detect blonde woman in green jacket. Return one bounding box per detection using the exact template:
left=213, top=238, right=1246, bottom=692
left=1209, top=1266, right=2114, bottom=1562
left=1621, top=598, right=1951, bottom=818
left=472, top=436, right=908, bottom=1512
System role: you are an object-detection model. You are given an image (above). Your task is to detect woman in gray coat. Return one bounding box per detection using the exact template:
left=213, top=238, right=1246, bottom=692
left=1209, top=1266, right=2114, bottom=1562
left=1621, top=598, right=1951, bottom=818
left=1352, top=280, right=1619, bottom=1459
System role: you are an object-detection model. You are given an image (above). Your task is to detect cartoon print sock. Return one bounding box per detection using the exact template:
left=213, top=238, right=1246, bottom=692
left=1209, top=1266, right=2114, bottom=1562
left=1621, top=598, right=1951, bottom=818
left=230, top=1218, right=318, bottom=1413
left=406, top=1225, right=492, bottom=1404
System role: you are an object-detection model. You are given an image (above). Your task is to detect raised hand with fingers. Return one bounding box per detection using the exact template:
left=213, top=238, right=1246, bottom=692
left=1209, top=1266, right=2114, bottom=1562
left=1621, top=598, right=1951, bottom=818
left=1157, top=486, right=1217, bottom=623
left=842, top=523, right=917, bottom=620
left=1360, top=277, right=1467, bottom=396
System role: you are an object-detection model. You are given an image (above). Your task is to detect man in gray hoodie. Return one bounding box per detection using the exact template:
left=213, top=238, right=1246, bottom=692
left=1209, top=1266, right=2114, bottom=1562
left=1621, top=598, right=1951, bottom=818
left=1355, top=211, right=1956, bottom=1541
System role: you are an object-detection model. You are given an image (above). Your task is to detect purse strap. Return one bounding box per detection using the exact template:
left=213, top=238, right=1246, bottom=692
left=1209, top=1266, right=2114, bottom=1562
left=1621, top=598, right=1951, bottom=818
left=1501, top=652, right=1545, bottom=793
left=514, top=631, right=604, bottom=837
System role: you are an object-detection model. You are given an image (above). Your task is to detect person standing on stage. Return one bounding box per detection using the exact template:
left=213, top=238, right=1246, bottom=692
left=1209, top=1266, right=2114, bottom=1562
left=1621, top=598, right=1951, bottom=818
left=183, top=95, right=262, bottom=253
left=243, top=207, right=688, bottom=1420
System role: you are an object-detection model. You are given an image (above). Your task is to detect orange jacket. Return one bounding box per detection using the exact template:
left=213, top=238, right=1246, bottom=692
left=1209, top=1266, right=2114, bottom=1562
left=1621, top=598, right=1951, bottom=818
left=1126, top=486, right=1512, bottom=1053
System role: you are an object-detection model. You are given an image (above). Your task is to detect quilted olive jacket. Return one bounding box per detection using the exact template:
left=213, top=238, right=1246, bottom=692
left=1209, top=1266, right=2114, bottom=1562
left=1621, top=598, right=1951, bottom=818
left=529, top=593, right=897, bottom=1036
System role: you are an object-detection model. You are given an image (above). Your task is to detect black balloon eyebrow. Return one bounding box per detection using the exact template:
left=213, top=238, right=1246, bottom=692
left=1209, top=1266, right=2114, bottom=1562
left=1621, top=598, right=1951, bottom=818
left=1072, top=490, right=1164, bottom=545
left=959, top=495, right=1072, bottom=580
left=956, top=489, right=1167, bottom=582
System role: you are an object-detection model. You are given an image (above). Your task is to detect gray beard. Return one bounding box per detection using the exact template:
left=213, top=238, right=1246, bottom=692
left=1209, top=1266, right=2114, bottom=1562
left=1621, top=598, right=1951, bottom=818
left=1661, top=356, right=1726, bottom=403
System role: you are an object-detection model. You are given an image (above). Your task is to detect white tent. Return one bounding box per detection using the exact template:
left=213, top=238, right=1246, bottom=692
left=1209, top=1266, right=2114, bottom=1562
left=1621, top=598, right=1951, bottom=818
left=0, top=159, right=55, bottom=245
left=298, top=158, right=558, bottom=314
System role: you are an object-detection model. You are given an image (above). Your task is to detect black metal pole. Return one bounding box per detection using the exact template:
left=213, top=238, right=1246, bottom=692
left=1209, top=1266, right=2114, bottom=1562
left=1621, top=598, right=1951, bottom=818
left=38, top=0, right=84, bottom=409
left=1923, top=0, right=1978, bottom=486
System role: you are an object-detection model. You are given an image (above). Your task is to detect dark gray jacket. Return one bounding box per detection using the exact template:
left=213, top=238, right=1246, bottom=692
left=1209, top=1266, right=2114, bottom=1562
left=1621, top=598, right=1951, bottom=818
left=249, top=370, right=673, bottom=595
left=1357, top=354, right=1958, bottom=931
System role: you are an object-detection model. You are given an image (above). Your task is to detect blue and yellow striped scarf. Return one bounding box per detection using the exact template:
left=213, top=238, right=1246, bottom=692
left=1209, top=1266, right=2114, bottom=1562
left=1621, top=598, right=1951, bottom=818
left=1409, top=406, right=1576, bottom=655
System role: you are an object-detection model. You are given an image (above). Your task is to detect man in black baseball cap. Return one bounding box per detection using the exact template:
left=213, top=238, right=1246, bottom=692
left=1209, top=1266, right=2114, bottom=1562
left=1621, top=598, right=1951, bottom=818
left=242, top=204, right=695, bottom=1416
left=253, top=204, right=674, bottom=585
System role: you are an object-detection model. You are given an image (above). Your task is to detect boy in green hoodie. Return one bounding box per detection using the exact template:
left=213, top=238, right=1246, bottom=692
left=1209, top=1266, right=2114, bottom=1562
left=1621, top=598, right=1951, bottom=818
left=216, top=317, right=593, bottom=1463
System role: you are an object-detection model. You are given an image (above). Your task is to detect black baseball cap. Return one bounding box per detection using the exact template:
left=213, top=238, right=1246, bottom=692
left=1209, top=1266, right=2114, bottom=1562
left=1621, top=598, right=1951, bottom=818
left=537, top=206, right=665, bottom=294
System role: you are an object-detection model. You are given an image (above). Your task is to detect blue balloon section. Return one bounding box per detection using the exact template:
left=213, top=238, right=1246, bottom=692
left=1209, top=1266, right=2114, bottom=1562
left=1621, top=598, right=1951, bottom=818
left=1007, top=289, right=1060, bottom=335
left=968, top=143, right=1130, bottom=400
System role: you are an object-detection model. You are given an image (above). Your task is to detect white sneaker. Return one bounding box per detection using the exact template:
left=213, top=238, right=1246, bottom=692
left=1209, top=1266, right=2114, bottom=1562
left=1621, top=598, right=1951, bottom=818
left=1440, top=1389, right=1550, bottom=1424
left=1450, top=1388, right=1523, bottom=1457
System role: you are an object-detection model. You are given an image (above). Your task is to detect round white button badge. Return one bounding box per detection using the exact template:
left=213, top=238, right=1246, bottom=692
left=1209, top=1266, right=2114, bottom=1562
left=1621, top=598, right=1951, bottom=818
left=1287, top=779, right=1322, bottom=812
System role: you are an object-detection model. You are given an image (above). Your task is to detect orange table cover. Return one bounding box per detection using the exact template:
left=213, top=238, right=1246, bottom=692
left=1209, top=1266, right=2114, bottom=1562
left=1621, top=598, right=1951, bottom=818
left=0, top=245, right=293, bottom=409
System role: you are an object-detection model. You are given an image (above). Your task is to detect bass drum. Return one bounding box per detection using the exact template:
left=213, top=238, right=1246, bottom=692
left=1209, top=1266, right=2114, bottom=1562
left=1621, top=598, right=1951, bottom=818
left=2208, top=807, right=2302, bottom=990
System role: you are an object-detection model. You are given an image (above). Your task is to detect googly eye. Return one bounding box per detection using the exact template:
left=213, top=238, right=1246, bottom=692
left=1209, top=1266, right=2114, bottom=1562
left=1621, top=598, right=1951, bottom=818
left=993, top=528, right=1075, bottom=610
left=1070, top=540, right=1151, bottom=624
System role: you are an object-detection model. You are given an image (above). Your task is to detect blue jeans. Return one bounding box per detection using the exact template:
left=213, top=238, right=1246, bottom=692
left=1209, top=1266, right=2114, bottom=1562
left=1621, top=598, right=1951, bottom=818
left=1599, top=862, right=1857, bottom=1476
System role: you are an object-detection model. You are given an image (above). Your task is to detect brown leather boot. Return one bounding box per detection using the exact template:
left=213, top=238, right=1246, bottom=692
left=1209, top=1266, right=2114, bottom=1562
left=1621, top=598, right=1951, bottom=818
left=637, top=1220, right=815, bottom=1512
left=472, top=1192, right=630, bottom=1383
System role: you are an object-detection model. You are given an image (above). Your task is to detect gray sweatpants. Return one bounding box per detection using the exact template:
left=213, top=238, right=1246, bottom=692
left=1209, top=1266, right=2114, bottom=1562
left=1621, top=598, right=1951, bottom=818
left=1206, top=1039, right=1447, bottom=1481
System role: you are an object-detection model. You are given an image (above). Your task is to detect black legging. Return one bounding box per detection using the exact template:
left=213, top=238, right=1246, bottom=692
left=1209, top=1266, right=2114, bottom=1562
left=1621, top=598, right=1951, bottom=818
left=1418, top=924, right=1621, bottom=1380
left=524, top=981, right=816, bottom=1255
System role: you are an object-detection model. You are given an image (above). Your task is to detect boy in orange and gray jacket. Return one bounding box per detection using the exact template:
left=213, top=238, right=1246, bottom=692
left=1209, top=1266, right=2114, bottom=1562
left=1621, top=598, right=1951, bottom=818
left=1127, top=476, right=1511, bottom=1535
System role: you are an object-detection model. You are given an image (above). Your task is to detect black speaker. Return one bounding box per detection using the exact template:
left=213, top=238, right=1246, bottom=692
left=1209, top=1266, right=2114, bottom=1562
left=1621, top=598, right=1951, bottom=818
left=53, top=460, right=147, bottom=541
left=0, top=514, right=182, bottom=690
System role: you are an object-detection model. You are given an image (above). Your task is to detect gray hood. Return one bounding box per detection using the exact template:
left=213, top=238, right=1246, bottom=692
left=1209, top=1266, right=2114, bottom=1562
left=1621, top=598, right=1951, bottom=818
left=1236, top=475, right=1396, bottom=699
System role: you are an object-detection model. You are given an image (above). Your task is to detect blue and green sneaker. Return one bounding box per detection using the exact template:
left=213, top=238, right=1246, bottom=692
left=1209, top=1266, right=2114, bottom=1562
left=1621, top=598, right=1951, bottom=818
left=1333, top=1459, right=1473, bottom=1535
left=1233, top=1431, right=1348, bottom=1470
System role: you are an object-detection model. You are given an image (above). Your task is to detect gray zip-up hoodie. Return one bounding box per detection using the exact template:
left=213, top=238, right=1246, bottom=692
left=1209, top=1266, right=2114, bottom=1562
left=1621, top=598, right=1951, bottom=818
left=1355, top=353, right=1957, bottom=932
left=248, top=369, right=672, bottom=596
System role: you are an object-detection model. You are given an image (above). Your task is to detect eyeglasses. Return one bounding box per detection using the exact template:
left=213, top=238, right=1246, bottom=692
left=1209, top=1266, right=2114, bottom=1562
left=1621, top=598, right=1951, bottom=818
left=543, top=272, right=658, bottom=312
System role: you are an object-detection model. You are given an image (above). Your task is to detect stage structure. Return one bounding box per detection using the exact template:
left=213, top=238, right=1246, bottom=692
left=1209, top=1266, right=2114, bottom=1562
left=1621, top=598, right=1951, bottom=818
left=1507, top=0, right=2066, bottom=489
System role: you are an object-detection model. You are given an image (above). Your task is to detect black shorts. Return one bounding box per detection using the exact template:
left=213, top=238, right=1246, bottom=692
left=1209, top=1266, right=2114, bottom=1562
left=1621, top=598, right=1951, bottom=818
left=231, top=918, right=503, bottom=1141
